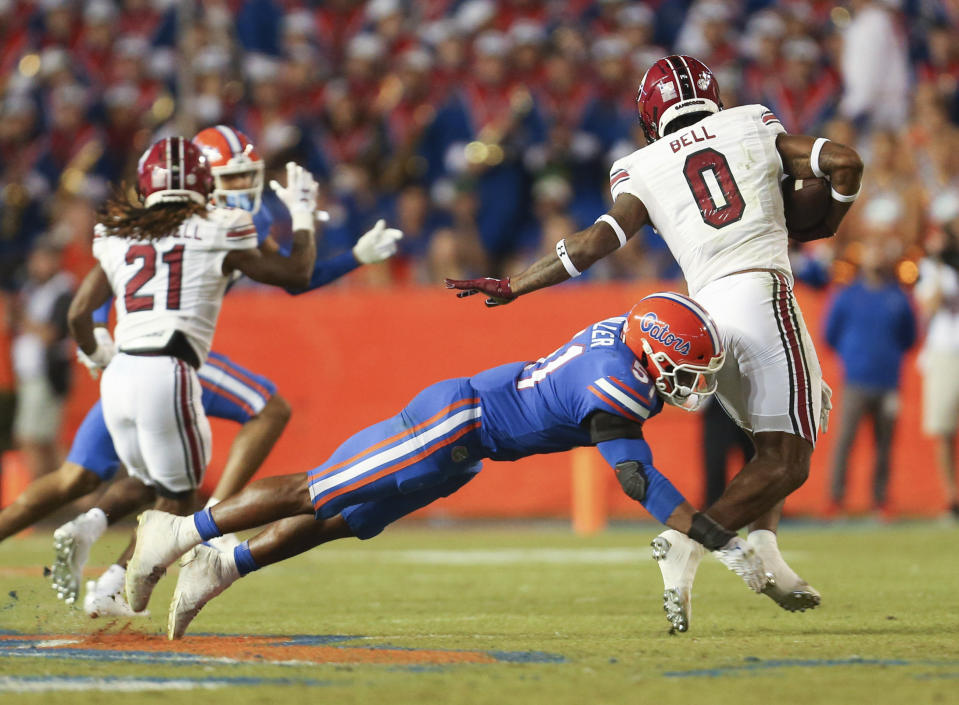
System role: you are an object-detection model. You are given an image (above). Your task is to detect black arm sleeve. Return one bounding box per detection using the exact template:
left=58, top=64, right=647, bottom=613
left=586, top=411, right=645, bottom=444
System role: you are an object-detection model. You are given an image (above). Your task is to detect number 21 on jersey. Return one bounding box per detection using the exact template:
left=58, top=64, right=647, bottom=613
left=124, top=243, right=185, bottom=313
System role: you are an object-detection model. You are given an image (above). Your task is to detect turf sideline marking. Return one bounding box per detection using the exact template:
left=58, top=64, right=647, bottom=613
left=0, top=676, right=326, bottom=693
left=302, top=548, right=811, bottom=566
left=316, top=548, right=650, bottom=565
left=0, top=633, right=565, bottom=666
left=664, top=657, right=959, bottom=678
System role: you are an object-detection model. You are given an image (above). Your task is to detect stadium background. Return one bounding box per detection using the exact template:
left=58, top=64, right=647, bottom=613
left=1, top=0, right=958, bottom=520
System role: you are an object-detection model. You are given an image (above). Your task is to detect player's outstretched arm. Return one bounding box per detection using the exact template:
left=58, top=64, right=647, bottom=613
left=595, top=433, right=739, bottom=550
left=776, top=134, right=864, bottom=239
left=228, top=233, right=316, bottom=289
left=225, top=162, right=318, bottom=288
left=68, top=265, right=113, bottom=357
left=446, top=194, right=650, bottom=306
left=284, top=219, right=403, bottom=295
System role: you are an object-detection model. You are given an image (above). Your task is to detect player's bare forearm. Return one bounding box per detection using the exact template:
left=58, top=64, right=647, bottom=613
left=515, top=196, right=647, bottom=295
left=818, top=142, right=863, bottom=233
left=509, top=248, right=573, bottom=296
left=509, top=220, right=617, bottom=295
left=449, top=196, right=647, bottom=303
left=68, top=265, right=112, bottom=354
left=286, top=227, right=317, bottom=286
left=227, top=232, right=317, bottom=289
left=260, top=231, right=317, bottom=288
left=777, top=134, right=863, bottom=234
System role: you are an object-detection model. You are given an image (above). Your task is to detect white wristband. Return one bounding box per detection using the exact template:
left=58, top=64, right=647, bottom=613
left=830, top=185, right=860, bottom=203
left=556, top=239, right=581, bottom=278
left=291, top=210, right=315, bottom=234
left=595, top=214, right=627, bottom=248
left=810, top=137, right=829, bottom=179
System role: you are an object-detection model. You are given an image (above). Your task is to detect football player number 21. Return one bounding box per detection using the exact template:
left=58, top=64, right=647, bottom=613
left=683, top=147, right=745, bottom=229
left=124, top=243, right=185, bottom=312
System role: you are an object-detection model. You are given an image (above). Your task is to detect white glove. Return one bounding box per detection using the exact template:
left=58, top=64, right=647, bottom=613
left=353, top=219, right=403, bottom=264
left=270, top=161, right=318, bottom=232
left=820, top=379, right=833, bottom=434
left=76, top=327, right=116, bottom=379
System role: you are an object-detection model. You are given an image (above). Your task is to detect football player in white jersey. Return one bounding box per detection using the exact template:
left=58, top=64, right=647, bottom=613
left=68, top=136, right=321, bottom=606
left=47, top=127, right=402, bottom=615
left=447, top=55, right=863, bottom=631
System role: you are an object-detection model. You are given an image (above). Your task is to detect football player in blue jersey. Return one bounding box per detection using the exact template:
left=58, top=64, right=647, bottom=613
left=123, top=292, right=769, bottom=639
left=1, top=126, right=402, bottom=617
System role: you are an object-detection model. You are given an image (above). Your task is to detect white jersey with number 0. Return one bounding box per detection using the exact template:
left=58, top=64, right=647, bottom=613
left=93, top=206, right=257, bottom=364
left=610, top=104, right=789, bottom=296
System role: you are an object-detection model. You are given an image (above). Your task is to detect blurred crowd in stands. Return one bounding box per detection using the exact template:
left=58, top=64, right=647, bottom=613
left=1, top=0, right=959, bottom=508
left=1, top=0, right=957, bottom=291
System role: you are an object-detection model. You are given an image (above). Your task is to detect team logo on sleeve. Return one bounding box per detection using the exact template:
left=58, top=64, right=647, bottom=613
left=639, top=313, right=691, bottom=355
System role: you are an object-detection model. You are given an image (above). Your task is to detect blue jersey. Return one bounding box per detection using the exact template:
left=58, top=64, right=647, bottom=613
left=254, top=195, right=359, bottom=294
left=307, top=314, right=682, bottom=541
left=472, top=315, right=662, bottom=460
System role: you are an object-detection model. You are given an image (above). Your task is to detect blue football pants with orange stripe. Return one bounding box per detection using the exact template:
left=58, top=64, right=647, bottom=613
left=308, top=379, right=484, bottom=539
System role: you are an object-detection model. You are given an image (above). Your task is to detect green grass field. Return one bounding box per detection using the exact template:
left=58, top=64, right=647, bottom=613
left=1, top=521, right=957, bottom=704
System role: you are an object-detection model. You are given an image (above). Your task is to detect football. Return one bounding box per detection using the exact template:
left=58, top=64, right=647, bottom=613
left=782, top=176, right=830, bottom=232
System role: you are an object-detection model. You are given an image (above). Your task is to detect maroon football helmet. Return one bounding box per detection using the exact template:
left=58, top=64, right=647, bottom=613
left=136, top=136, right=213, bottom=208
left=637, top=55, right=722, bottom=144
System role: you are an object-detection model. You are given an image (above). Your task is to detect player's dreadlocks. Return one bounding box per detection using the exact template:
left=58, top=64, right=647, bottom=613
left=98, top=184, right=208, bottom=240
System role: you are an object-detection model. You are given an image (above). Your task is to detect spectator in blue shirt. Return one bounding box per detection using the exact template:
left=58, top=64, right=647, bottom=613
left=824, top=241, right=917, bottom=517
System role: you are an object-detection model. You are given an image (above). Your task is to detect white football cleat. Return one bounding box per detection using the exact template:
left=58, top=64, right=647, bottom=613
left=651, top=529, right=705, bottom=634
left=50, top=510, right=107, bottom=605
left=168, top=545, right=240, bottom=640
left=748, top=530, right=821, bottom=612
left=126, top=511, right=201, bottom=613
left=83, top=580, right=149, bottom=619
left=712, top=536, right=769, bottom=593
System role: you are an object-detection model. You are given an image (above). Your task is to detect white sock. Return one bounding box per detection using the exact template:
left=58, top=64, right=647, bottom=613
left=208, top=533, right=241, bottom=552
left=84, top=508, right=108, bottom=539
left=747, top=530, right=800, bottom=582
left=746, top=529, right=778, bottom=550
left=95, top=564, right=125, bottom=596
left=225, top=548, right=243, bottom=582
left=178, top=515, right=203, bottom=549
